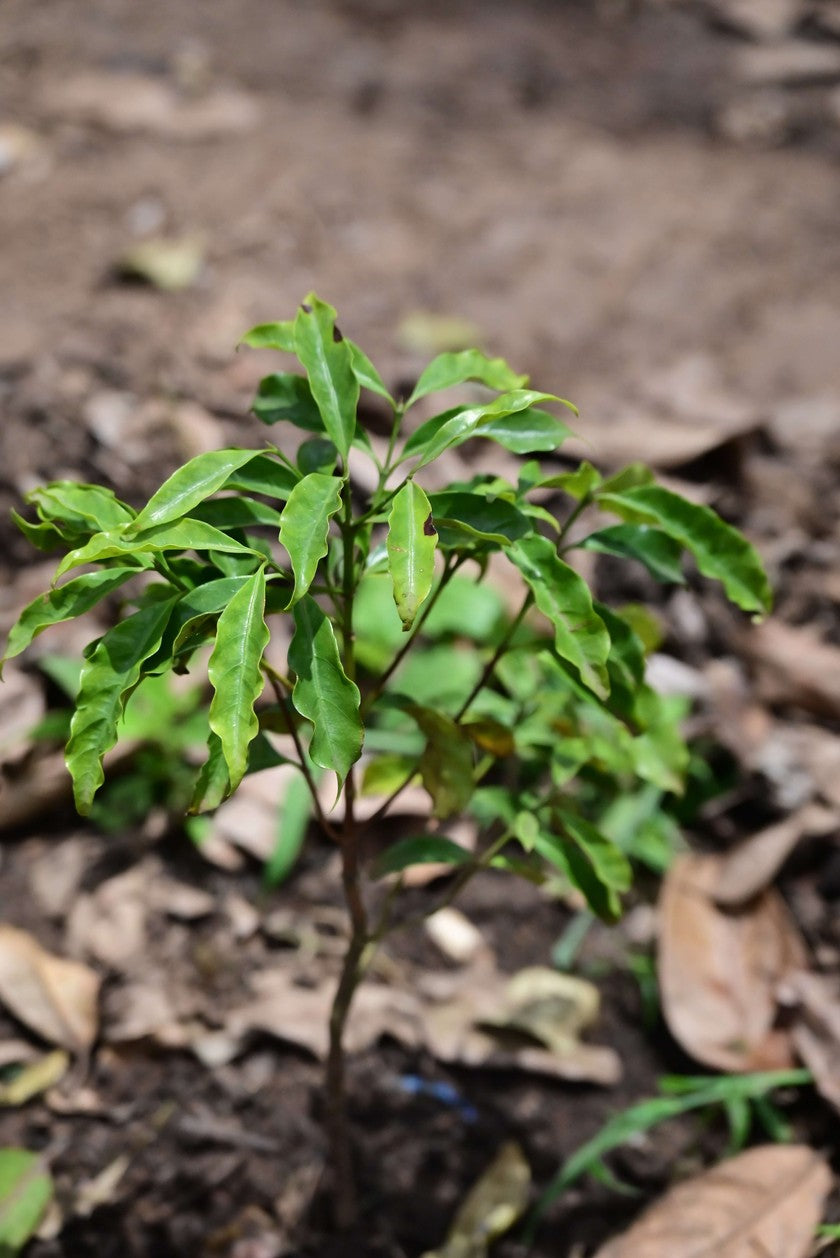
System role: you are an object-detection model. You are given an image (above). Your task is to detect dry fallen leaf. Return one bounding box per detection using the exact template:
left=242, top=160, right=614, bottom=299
left=750, top=621, right=840, bottom=720
left=592, top=1144, right=831, bottom=1258
left=713, top=804, right=838, bottom=906
left=658, top=853, right=806, bottom=1071
left=0, top=1050, right=69, bottom=1106
left=786, top=969, right=840, bottom=1116
left=0, top=926, right=99, bottom=1053
left=422, top=1142, right=530, bottom=1258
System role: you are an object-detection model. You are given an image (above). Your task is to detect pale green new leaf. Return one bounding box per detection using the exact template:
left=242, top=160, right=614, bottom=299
left=279, top=472, right=343, bottom=607
left=405, top=349, right=527, bottom=407
left=507, top=535, right=610, bottom=698
left=288, top=596, right=363, bottom=791
left=207, top=569, right=270, bottom=792
left=28, top=482, right=135, bottom=533
left=0, top=1149, right=53, bottom=1252
left=478, top=407, right=574, bottom=454
left=66, top=597, right=177, bottom=813
left=239, top=320, right=296, bottom=351
left=597, top=484, right=772, bottom=615
left=402, top=391, right=558, bottom=470
left=387, top=481, right=438, bottom=630
left=55, top=519, right=261, bottom=580
left=129, top=449, right=262, bottom=533
left=293, top=295, right=359, bottom=462
left=2, top=567, right=140, bottom=668
left=347, top=339, right=394, bottom=401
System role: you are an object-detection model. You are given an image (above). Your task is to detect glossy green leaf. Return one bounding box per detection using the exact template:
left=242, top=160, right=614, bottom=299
left=0, top=1149, right=53, bottom=1253
left=478, top=407, right=574, bottom=454
left=595, top=603, right=646, bottom=694
left=405, top=349, right=527, bottom=407
left=361, top=753, right=418, bottom=796
left=165, top=576, right=251, bottom=657
left=207, top=569, right=269, bottom=792
left=55, top=519, right=261, bottom=580
left=581, top=524, right=686, bottom=585
left=28, top=482, right=135, bottom=533
left=409, top=706, right=475, bottom=819
left=507, top=535, right=610, bottom=698
left=66, top=597, right=177, bottom=812
left=387, top=481, right=438, bottom=630
left=189, top=496, right=285, bottom=531
left=288, top=596, right=363, bottom=790
left=129, top=449, right=262, bottom=533
left=599, top=463, right=655, bottom=494
left=264, top=770, right=312, bottom=886
left=297, top=437, right=337, bottom=476
left=222, top=453, right=299, bottom=500
left=239, top=320, right=296, bottom=351
left=2, top=568, right=140, bottom=668
left=401, top=391, right=558, bottom=470
left=10, top=510, right=66, bottom=552
left=189, top=731, right=230, bottom=813
left=252, top=372, right=324, bottom=430
left=293, top=295, right=359, bottom=462
left=428, top=490, right=532, bottom=547
left=559, top=810, right=632, bottom=893
left=538, top=461, right=602, bottom=499
left=279, top=472, right=343, bottom=607
left=347, top=339, right=394, bottom=401
left=374, top=834, right=472, bottom=877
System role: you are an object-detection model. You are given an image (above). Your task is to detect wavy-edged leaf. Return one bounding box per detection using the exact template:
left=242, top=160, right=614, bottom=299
left=55, top=519, right=261, bottom=580
left=239, top=320, right=296, bottom=351
left=207, top=569, right=269, bottom=792
left=507, top=535, right=610, bottom=699
left=66, top=597, right=177, bottom=812
left=598, top=485, right=771, bottom=615
left=408, top=706, right=475, bottom=819
left=479, top=407, right=575, bottom=454
left=387, top=481, right=438, bottom=630
left=252, top=372, right=324, bottom=430
left=279, top=472, right=343, bottom=607
left=288, top=596, right=363, bottom=790
left=11, top=509, right=66, bottom=552
left=28, top=482, right=135, bottom=533
left=129, top=449, right=263, bottom=533
left=165, top=576, right=251, bottom=657
left=347, top=339, right=393, bottom=402
left=189, top=731, right=230, bottom=813
left=428, top=490, right=532, bottom=548
left=581, top=523, right=686, bottom=585
left=405, top=349, right=527, bottom=408
left=222, top=453, right=299, bottom=500
left=401, top=391, right=558, bottom=470
left=2, top=567, right=140, bottom=668
left=375, top=834, right=472, bottom=877
left=0, top=1149, right=53, bottom=1252
left=293, top=295, right=359, bottom=462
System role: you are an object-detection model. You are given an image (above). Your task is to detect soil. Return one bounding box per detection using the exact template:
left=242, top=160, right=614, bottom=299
left=2, top=1, right=840, bottom=1255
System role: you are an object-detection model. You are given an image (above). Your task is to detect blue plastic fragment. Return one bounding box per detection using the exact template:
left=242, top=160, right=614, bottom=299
left=397, top=1073, right=478, bottom=1122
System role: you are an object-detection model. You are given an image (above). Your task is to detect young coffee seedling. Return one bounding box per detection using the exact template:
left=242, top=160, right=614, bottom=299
left=3, top=295, right=771, bottom=1228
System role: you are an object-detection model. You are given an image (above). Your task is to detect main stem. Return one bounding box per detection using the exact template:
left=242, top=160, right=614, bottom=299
left=324, top=481, right=369, bottom=1230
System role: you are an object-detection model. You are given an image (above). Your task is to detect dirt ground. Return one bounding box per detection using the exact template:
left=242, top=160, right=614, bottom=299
left=2, top=1, right=840, bottom=1255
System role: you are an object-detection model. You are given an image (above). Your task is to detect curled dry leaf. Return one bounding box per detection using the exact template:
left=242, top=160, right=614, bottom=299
left=713, top=803, right=838, bottom=906
left=592, top=1144, right=831, bottom=1258
left=658, top=854, right=806, bottom=1071
left=0, top=925, right=99, bottom=1053
left=422, top=1142, right=530, bottom=1258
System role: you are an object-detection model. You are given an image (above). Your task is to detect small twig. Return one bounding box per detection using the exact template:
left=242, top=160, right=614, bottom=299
left=454, top=590, right=533, bottom=721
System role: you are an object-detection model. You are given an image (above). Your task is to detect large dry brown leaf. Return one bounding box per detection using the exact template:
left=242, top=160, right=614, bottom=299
left=0, top=925, right=99, bottom=1052
left=787, top=969, right=840, bottom=1115
left=750, top=621, right=840, bottom=719
left=592, top=1144, right=831, bottom=1258
left=713, top=804, right=838, bottom=906
left=658, top=853, right=806, bottom=1071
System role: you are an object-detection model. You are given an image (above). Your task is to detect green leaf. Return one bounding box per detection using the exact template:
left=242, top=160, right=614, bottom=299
left=222, top=453, right=299, bottom=500
left=293, top=295, right=360, bottom=462
left=166, top=576, right=251, bottom=657
left=11, top=510, right=66, bottom=552
left=189, top=496, right=285, bottom=531
left=288, top=596, right=363, bottom=791
left=55, top=519, right=261, bottom=580
left=66, top=597, right=177, bottom=812
left=507, top=535, right=610, bottom=698
left=264, top=771, right=312, bottom=886
left=405, top=349, right=527, bottom=407
left=401, top=391, right=558, bottom=470
left=599, top=463, right=655, bottom=494
left=297, top=437, right=337, bottom=476
left=347, top=339, right=394, bottom=401
left=597, top=485, right=771, bottom=615
left=537, top=461, right=602, bottom=499
left=207, top=569, right=270, bottom=792
left=580, top=524, right=686, bottom=585
left=252, top=372, right=324, bottom=430
left=28, top=482, right=135, bottom=533
left=409, top=706, right=475, bottom=819
left=239, top=320, right=296, bottom=351
left=374, top=834, right=472, bottom=877
left=387, top=481, right=438, bottom=630
left=278, top=472, right=343, bottom=607
left=361, top=753, right=418, bottom=795
left=0, top=1149, right=53, bottom=1253
left=559, top=810, right=632, bottom=894
left=2, top=568, right=139, bottom=668
left=189, top=731, right=230, bottom=813
left=478, top=407, right=574, bottom=454
left=129, top=449, right=263, bottom=533
left=428, top=490, right=532, bottom=547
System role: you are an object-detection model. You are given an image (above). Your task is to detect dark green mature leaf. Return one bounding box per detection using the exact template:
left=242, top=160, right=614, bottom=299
left=189, top=496, right=285, bottom=531
left=207, top=569, right=269, bottom=792
left=401, top=391, right=559, bottom=470
left=0, top=1148, right=53, bottom=1253
left=507, top=535, right=610, bottom=699
left=374, top=834, right=472, bottom=877
left=55, top=519, right=262, bottom=580
left=2, top=568, right=140, bottom=668
left=405, top=349, right=527, bottom=407
left=288, top=596, right=363, bottom=790
left=478, top=407, right=574, bottom=454
left=297, top=437, right=337, bottom=476
left=66, top=597, right=177, bottom=812
left=595, top=603, right=646, bottom=694
left=129, top=449, right=262, bottom=533
left=252, top=372, right=324, bottom=430
left=223, top=453, right=299, bottom=500
left=560, top=809, right=632, bottom=893
left=239, top=320, right=296, bottom=351
left=598, top=485, right=772, bottom=615
left=428, top=490, right=532, bottom=547
left=279, top=472, right=343, bottom=607
left=293, top=295, right=359, bottom=463
left=387, top=481, right=438, bottom=630
left=28, top=482, right=135, bottom=533
left=346, top=339, right=394, bottom=401
left=408, top=706, right=475, bottom=818
left=581, top=524, right=686, bottom=585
